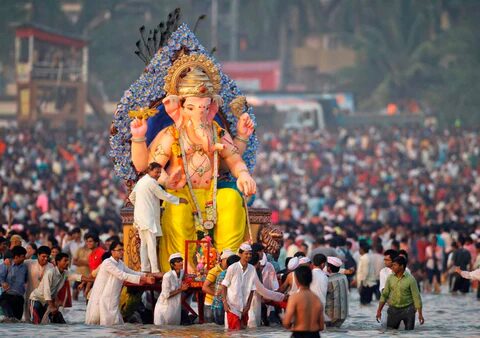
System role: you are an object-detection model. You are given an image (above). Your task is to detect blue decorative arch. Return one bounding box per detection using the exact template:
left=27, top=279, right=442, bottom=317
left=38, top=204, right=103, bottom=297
left=109, top=24, right=258, bottom=181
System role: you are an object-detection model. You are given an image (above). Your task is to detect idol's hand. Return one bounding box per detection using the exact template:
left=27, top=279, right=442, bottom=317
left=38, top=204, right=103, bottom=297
left=162, top=95, right=183, bottom=126
left=236, top=113, right=254, bottom=138
left=237, top=172, right=256, bottom=196
left=166, top=166, right=186, bottom=189
left=130, top=118, right=148, bottom=138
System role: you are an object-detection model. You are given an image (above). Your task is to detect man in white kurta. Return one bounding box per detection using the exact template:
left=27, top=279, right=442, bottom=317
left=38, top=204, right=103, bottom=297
left=85, top=242, right=153, bottom=325
left=311, top=253, right=328, bottom=322
left=29, top=253, right=85, bottom=324
left=154, top=253, right=188, bottom=325
left=222, top=243, right=257, bottom=330
left=247, top=253, right=285, bottom=328
left=23, top=246, right=54, bottom=322
left=129, top=162, right=184, bottom=273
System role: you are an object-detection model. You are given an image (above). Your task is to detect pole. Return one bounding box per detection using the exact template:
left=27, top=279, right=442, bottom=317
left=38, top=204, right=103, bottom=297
left=211, top=0, right=218, bottom=51
left=243, top=196, right=253, bottom=243
left=229, top=0, right=239, bottom=60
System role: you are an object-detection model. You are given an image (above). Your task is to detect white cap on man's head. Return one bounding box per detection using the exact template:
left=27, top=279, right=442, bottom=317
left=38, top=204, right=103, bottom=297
left=287, top=257, right=299, bottom=270
left=169, top=253, right=183, bottom=262
left=221, top=249, right=234, bottom=260
left=327, top=256, right=342, bottom=267
left=299, top=257, right=311, bottom=265
left=295, top=235, right=305, bottom=243
left=239, top=243, right=252, bottom=252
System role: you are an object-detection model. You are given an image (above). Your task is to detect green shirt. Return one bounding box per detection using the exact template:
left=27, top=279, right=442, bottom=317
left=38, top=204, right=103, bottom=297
left=380, top=272, right=422, bottom=309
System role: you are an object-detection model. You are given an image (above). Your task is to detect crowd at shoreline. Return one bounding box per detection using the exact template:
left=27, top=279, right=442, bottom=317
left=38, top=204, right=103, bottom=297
left=0, top=124, right=479, bottom=335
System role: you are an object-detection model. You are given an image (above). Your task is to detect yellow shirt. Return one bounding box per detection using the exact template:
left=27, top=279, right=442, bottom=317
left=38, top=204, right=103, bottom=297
left=205, top=264, right=223, bottom=305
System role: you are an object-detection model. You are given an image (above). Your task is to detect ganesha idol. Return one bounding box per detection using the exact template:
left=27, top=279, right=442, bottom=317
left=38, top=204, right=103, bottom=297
left=128, top=53, right=256, bottom=272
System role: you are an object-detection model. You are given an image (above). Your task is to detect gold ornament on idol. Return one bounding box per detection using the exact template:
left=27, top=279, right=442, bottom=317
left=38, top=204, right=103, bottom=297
left=128, top=107, right=158, bottom=120
left=164, top=53, right=221, bottom=98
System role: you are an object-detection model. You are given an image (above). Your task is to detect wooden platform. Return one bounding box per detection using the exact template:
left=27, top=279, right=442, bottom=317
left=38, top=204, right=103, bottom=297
left=121, top=207, right=272, bottom=271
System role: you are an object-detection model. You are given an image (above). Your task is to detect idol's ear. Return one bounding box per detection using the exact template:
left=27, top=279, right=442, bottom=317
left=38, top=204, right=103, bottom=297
left=162, top=95, right=183, bottom=127
left=207, top=95, right=223, bottom=122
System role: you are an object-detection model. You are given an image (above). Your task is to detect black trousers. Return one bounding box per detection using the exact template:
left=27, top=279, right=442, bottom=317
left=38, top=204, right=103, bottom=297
left=359, top=285, right=374, bottom=304
left=0, top=293, right=24, bottom=320
left=373, top=281, right=381, bottom=300
left=452, top=275, right=470, bottom=293
left=386, top=304, right=416, bottom=330
left=291, top=331, right=321, bottom=338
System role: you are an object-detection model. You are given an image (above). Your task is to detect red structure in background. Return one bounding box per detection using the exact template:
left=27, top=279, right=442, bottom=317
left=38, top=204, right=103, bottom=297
left=222, top=60, right=281, bottom=92
left=15, top=23, right=88, bottom=127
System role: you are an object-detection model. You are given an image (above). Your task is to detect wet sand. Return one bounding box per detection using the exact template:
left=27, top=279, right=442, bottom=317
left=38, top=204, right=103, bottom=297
left=1, top=288, right=478, bottom=337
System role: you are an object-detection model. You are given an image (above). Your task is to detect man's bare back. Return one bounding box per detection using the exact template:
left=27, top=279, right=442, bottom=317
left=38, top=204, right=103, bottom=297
left=283, top=287, right=324, bottom=335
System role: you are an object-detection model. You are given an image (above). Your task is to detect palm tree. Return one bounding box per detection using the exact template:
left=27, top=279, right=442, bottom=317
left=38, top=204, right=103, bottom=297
left=335, top=0, right=442, bottom=110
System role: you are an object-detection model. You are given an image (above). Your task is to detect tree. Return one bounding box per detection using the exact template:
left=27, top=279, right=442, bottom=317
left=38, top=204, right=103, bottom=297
left=334, top=0, right=442, bottom=110
left=425, top=8, right=480, bottom=125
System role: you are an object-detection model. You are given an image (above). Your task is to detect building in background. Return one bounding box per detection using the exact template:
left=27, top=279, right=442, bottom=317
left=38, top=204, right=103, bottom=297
left=15, top=23, right=88, bottom=127
left=293, top=34, right=356, bottom=92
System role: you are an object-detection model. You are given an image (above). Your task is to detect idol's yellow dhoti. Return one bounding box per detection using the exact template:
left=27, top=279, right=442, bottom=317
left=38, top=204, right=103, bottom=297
left=159, top=186, right=246, bottom=272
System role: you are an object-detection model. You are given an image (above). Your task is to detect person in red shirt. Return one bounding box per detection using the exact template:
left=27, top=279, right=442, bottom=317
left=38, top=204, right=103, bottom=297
left=85, top=233, right=105, bottom=272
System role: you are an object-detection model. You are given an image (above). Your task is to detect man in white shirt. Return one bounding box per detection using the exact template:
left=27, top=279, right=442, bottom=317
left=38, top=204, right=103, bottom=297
left=129, top=162, right=186, bottom=273
left=23, top=246, right=54, bottom=322
left=379, top=249, right=399, bottom=292
left=29, top=253, right=89, bottom=324
left=86, top=241, right=155, bottom=325
left=222, top=243, right=257, bottom=330
left=372, top=244, right=385, bottom=299
left=310, top=253, right=328, bottom=323
left=247, top=252, right=285, bottom=328
left=251, top=243, right=278, bottom=326
left=357, top=242, right=377, bottom=305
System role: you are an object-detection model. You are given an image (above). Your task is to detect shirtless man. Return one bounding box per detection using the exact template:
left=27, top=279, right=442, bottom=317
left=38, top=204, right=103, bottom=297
left=283, top=266, right=324, bottom=338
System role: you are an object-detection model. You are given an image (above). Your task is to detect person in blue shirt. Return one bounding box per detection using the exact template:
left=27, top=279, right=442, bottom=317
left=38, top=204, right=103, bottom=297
left=0, top=245, right=28, bottom=320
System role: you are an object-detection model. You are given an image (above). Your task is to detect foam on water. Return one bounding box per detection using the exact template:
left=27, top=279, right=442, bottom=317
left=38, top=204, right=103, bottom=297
left=1, top=289, right=479, bottom=337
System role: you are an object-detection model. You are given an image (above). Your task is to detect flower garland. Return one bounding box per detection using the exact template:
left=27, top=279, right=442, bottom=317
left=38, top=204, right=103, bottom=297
left=109, top=24, right=258, bottom=181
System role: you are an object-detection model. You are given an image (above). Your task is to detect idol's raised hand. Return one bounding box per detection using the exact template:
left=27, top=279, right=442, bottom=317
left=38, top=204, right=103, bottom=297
left=236, top=113, right=254, bottom=139
left=130, top=118, right=148, bottom=138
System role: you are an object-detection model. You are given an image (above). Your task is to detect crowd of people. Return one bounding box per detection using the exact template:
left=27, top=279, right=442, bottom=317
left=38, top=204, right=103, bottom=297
left=1, top=123, right=480, bottom=335
left=254, top=125, right=480, bottom=293
left=0, top=124, right=125, bottom=247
